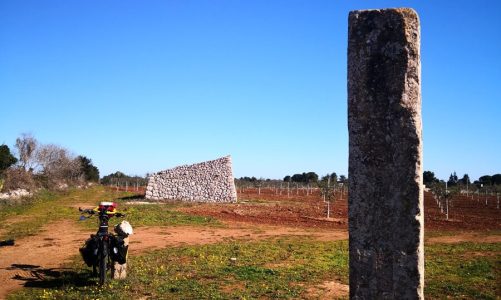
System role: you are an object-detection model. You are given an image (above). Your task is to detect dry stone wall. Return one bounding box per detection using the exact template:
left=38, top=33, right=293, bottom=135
left=145, top=156, right=237, bottom=202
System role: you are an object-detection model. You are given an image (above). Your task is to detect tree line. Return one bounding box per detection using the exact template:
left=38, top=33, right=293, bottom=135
left=423, top=170, right=501, bottom=188
left=236, top=172, right=348, bottom=186
left=238, top=170, right=499, bottom=189
left=0, top=133, right=99, bottom=192
left=101, top=171, right=148, bottom=186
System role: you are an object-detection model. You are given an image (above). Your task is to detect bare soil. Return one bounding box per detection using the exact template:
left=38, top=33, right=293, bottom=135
left=305, top=280, right=349, bottom=299
left=0, top=219, right=345, bottom=299
left=128, top=222, right=347, bottom=253
left=423, top=193, right=501, bottom=231
left=0, top=220, right=88, bottom=299
left=180, top=189, right=501, bottom=232
left=179, top=189, right=348, bottom=230
left=426, top=233, right=501, bottom=244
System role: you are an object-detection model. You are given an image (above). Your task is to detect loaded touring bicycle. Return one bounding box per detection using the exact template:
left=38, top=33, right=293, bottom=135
left=79, top=202, right=132, bottom=285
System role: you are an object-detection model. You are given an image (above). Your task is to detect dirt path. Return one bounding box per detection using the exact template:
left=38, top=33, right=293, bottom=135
left=426, top=233, right=501, bottom=244
left=0, top=220, right=89, bottom=299
left=0, top=220, right=347, bottom=299
left=128, top=222, right=347, bottom=254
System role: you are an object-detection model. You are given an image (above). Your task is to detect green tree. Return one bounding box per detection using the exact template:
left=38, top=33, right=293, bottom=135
left=478, top=175, right=492, bottom=186
left=78, top=156, right=100, bottom=182
left=458, top=174, right=470, bottom=185
left=239, top=176, right=257, bottom=182
left=447, top=171, right=458, bottom=186
left=305, top=172, right=318, bottom=183
left=330, top=172, right=338, bottom=183
left=291, top=173, right=304, bottom=182
left=321, top=173, right=338, bottom=184
left=423, top=171, right=438, bottom=185
left=101, top=171, right=126, bottom=185
left=0, top=144, right=17, bottom=173
left=101, top=171, right=147, bottom=186
left=289, top=172, right=319, bottom=183
left=492, top=174, right=501, bottom=185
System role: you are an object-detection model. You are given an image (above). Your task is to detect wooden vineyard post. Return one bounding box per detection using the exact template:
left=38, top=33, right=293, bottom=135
left=445, top=182, right=449, bottom=220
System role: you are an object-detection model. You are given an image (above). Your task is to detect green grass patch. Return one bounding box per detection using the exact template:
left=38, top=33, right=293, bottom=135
left=0, top=186, right=129, bottom=239
left=425, top=242, right=500, bottom=299
left=0, top=186, right=219, bottom=240
left=9, top=237, right=349, bottom=299
left=118, top=204, right=220, bottom=227
left=0, top=189, right=72, bottom=239
left=8, top=238, right=501, bottom=300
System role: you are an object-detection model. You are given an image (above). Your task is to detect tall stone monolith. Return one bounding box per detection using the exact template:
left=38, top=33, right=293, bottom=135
left=348, top=8, right=423, bottom=299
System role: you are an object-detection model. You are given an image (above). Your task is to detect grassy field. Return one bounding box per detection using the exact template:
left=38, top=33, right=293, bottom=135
left=0, top=186, right=219, bottom=240
left=0, top=189, right=82, bottom=239
left=2, top=187, right=500, bottom=299
left=9, top=237, right=349, bottom=300
left=425, top=242, right=500, bottom=299
left=7, top=238, right=500, bottom=299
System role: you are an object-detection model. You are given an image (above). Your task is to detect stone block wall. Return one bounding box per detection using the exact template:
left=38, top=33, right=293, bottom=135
left=145, top=156, right=237, bottom=202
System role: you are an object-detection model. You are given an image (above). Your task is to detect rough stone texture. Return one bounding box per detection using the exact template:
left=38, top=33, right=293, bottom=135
left=145, top=156, right=237, bottom=202
left=0, top=189, right=32, bottom=200
left=348, top=8, right=423, bottom=299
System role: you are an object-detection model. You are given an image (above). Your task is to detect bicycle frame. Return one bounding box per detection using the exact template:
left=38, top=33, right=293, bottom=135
left=95, top=210, right=112, bottom=285
left=80, top=202, right=124, bottom=285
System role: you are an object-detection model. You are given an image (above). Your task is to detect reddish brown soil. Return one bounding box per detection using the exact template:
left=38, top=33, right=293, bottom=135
left=306, top=280, right=349, bottom=299
left=424, top=192, right=501, bottom=231
left=180, top=189, right=501, bottom=232
left=0, top=220, right=89, bottom=299
left=180, top=189, right=349, bottom=230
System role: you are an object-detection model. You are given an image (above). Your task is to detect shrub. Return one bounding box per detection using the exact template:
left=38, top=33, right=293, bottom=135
left=2, top=167, right=37, bottom=192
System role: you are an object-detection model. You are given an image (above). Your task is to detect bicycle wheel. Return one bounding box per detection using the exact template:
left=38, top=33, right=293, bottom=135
left=99, top=241, right=108, bottom=285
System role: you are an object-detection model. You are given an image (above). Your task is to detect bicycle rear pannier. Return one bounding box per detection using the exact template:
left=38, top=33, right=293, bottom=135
left=110, top=236, right=128, bottom=264
left=80, top=235, right=99, bottom=267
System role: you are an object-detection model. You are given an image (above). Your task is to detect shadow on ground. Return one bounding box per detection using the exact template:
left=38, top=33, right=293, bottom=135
left=7, top=263, right=94, bottom=288
left=118, top=195, right=146, bottom=201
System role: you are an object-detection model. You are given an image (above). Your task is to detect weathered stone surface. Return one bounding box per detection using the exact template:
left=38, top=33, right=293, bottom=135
left=348, top=8, right=423, bottom=299
left=145, top=156, right=237, bottom=203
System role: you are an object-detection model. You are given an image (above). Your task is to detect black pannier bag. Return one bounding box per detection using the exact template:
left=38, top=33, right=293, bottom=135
left=110, top=235, right=128, bottom=264
left=80, top=235, right=99, bottom=267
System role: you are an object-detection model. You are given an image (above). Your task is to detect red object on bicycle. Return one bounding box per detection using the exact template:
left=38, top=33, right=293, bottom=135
left=99, top=202, right=117, bottom=211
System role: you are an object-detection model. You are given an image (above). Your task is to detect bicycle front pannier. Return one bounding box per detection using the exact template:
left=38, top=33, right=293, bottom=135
left=80, top=235, right=99, bottom=267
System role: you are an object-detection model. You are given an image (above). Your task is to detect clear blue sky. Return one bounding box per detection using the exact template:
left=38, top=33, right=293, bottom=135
left=1, top=0, right=500, bottom=181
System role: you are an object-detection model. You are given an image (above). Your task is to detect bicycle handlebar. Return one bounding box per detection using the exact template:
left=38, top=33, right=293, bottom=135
left=79, top=207, right=95, bottom=214
left=78, top=207, right=126, bottom=218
